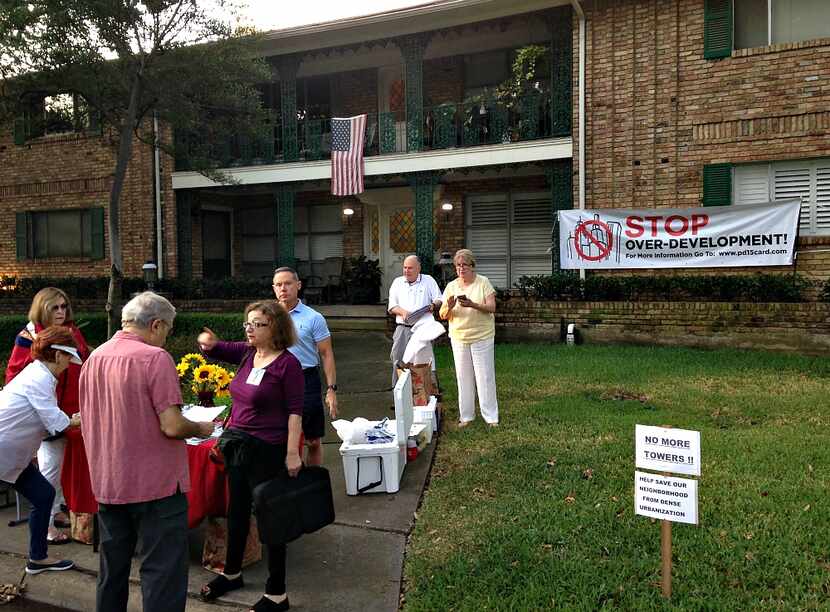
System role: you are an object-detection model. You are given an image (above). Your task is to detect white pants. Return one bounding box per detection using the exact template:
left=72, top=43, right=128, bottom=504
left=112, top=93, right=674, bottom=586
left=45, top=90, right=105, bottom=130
left=451, top=337, right=499, bottom=424
left=37, top=437, right=67, bottom=525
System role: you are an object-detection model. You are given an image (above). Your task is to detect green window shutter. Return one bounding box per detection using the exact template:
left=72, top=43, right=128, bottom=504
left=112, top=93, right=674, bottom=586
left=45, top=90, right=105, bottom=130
left=13, top=118, right=26, bottom=145
left=91, top=207, right=105, bottom=259
left=703, top=163, right=733, bottom=206
left=15, top=212, right=29, bottom=260
left=704, top=0, right=733, bottom=60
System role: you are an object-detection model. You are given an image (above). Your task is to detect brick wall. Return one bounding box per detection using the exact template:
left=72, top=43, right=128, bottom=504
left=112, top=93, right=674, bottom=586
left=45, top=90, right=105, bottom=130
left=578, top=0, right=830, bottom=281
left=0, top=124, right=175, bottom=279
left=331, top=69, right=378, bottom=117
left=424, top=56, right=464, bottom=106
left=498, top=297, right=830, bottom=355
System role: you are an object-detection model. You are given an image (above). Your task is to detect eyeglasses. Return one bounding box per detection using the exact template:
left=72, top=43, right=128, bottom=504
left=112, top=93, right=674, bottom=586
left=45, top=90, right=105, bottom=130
left=242, top=321, right=270, bottom=331
left=455, top=263, right=473, bottom=269
left=51, top=303, right=68, bottom=311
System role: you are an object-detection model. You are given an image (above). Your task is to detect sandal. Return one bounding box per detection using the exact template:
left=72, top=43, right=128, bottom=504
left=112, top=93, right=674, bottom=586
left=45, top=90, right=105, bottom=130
left=251, top=595, right=289, bottom=612
left=201, top=574, right=244, bottom=601
left=46, top=531, right=72, bottom=545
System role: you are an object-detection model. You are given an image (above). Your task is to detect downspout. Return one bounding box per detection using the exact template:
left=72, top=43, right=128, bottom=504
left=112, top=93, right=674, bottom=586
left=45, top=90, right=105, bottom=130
left=152, top=112, right=164, bottom=279
left=571, top=0, right=586, bottom=279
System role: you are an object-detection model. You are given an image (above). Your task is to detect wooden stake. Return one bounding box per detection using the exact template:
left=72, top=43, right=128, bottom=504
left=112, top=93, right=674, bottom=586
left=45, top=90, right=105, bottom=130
left=661, top=518, right=672, bottom=598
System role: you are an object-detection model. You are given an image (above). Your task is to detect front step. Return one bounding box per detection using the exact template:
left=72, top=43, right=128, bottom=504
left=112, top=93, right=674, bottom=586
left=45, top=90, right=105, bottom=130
left=317, top=304, right=389, bottom=332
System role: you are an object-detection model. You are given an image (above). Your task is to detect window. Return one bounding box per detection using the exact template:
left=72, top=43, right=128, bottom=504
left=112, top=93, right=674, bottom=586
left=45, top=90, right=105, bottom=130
left=294, top=204, right=343, bottom=278
left=734, top=0, right=830, bottom=49
left=733, top=159, right=830, bottom=235
left=16, top=208, right=104, bottom=260
left=465, top=192, right=553, bottom=288
left=16, top=93, right=95, bottom=142
left=240, top=206, right=275, bottom=277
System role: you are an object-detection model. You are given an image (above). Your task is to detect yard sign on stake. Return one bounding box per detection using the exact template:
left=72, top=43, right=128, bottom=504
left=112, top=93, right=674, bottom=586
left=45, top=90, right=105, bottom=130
left=634, top=425, right=701, bottom=598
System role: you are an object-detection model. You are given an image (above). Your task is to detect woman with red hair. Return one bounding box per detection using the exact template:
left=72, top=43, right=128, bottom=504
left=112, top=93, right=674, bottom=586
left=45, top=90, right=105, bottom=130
left=0, top=326, right=82, bottom=574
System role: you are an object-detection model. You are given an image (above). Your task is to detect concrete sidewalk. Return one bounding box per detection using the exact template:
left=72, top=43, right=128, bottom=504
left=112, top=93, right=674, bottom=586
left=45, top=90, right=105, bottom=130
left=0, top=330, right=437, bottom=611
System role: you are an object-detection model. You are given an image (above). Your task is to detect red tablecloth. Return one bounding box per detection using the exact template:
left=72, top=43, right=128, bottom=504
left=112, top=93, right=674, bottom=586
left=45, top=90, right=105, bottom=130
left=61, top=433, right=229, bottom=527
left=60, top=427, right=97, bottom=514
left=61, top=435, right=301, bottom=529
left=186, top=439, right=230, bottom=528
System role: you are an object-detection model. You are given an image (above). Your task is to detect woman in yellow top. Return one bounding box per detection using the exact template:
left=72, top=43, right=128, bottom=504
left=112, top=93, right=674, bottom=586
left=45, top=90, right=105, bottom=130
left=439, top=249, right=499, bottom=427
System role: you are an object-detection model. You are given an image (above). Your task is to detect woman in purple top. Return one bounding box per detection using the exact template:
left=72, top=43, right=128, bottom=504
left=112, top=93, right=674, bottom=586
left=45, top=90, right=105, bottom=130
left=197, top=301, right=303, bottom=612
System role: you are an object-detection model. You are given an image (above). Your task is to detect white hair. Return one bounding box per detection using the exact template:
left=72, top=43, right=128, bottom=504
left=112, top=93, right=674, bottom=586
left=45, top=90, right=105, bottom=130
left=121, top=291, right=176, bottom=329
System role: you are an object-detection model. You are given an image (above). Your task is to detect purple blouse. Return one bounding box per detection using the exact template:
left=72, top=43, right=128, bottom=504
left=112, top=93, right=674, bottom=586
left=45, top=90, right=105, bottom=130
left=206, top=341, right=304, bottom=444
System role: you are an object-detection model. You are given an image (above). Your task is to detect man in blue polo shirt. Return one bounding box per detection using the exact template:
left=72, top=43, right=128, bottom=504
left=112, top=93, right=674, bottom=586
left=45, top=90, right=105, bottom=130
left=273, top=267, right=337, bottom=466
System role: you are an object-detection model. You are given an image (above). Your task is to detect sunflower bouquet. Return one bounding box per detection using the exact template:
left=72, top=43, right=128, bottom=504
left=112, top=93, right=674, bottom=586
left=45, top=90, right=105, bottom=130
left=177, top=353, right=235, bottom=405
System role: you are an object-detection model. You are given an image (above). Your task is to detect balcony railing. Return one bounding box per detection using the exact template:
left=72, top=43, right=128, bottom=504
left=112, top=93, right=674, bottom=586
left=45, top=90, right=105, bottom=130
left=174, top=92, right=554, bottom=171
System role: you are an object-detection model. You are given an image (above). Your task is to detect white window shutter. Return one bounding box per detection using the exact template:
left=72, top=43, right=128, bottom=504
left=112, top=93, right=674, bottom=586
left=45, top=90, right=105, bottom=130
left=511, top=193, right=553, bottom=286
left=815, top=163, right=830, bottom=232
left=733, top=164, right=770, bottom=205
left=467, top=194, right=509, bottom=288
left=773, top=164, right=813, bottom=233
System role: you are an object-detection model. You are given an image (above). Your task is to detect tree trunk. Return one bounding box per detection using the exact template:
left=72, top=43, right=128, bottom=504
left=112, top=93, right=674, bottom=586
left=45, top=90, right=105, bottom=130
left=106, top=69, right=144, bottom=338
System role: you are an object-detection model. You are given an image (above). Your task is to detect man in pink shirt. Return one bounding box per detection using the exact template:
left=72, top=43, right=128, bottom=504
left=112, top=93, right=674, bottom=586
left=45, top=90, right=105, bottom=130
left=80, top=292, right=213, bottom=612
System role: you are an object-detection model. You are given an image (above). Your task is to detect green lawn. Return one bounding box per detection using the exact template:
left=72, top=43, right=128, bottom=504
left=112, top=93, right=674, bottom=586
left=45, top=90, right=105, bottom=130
left=403, top=344, right=830, bottom=611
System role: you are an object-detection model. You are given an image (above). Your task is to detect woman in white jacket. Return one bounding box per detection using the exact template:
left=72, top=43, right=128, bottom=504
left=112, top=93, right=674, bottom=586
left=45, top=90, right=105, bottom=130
left=0, top=326, right=82, bottom=574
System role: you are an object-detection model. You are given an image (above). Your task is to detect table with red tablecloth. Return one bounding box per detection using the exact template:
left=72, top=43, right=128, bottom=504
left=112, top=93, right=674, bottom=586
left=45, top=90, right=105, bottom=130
left=62, top=434, right=303, bottom=529
left=61, top=433, right=230, bottom=528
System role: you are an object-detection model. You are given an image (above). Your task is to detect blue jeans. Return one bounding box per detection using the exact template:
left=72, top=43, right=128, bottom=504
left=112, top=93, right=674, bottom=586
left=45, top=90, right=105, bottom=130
left=12, top=462, right=55, bottom=561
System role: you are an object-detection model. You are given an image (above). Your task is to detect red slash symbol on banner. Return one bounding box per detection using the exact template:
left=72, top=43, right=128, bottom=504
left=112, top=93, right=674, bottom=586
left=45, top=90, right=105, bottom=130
left=574, top=219, right=613, bottom=261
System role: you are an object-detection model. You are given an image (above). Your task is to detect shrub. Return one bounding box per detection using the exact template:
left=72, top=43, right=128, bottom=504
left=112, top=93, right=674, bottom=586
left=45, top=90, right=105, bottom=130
left=514, top=272, right=813, bottom=302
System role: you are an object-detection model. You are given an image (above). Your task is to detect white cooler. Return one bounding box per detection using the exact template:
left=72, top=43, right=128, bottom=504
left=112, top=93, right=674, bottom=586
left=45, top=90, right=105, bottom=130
left=339, top=370, right=415, bottom=495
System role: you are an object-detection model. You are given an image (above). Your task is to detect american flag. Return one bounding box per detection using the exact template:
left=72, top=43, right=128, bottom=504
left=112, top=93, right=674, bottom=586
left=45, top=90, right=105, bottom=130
left=330, top=114, right=366, bottom=196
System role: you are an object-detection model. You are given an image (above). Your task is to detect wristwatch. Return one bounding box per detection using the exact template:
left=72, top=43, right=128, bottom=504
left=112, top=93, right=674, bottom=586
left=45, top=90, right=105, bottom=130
left=327, top=384, right=338, bottom=392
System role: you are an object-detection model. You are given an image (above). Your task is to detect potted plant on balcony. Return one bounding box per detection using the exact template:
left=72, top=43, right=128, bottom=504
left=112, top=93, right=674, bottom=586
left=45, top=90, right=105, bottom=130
left=343, top=256, right=382, bottom=304
left=496, top=44, right=548, bottom=141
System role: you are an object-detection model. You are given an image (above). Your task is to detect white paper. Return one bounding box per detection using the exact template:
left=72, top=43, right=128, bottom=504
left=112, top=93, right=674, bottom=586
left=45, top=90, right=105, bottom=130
left=635, top=424, right=701, bottom=476
left=634, top=471, right=698, bottom=525
left=181, top=405, right=225, bottom=423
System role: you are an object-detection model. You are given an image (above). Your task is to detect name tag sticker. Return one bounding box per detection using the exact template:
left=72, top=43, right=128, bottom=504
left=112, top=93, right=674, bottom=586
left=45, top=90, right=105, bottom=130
left=246, top=368, right=265, bottom=386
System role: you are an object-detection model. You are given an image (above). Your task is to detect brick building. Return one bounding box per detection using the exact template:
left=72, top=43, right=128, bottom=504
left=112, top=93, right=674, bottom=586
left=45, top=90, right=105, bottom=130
left=3, top=0, right=830, bottom=299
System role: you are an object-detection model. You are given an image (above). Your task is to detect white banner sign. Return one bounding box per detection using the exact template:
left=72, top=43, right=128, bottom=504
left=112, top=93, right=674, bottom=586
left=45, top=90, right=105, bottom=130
left=635, top=471, right=698, bottom=525
left=559, top=200, right=800, bottom=269
left=635, top=425, right=701, bottom=476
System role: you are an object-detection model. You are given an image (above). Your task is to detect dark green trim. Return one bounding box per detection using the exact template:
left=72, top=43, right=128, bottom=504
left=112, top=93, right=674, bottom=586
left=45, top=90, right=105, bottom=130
left=274, top=185, right=295, bottom=268
left=399, top=35, right=428, bottom=153
left=13, top=118, right=26, bottom=146
left=704, top=0, right=733, bottom=60
left=702, top=163, right=733, bottom=206
left=176, top=191, right=193, bottom=279
left=545, top=160, right=573, bottom=272
left=549, top=6, right=573, bottom=137
left=91, top=207, right=105, bottom=260
left=279, top=56, right=300, bottom=163
left=407, top=171, right=442, bottom=271
left=15, top=212, right=28, bottom=260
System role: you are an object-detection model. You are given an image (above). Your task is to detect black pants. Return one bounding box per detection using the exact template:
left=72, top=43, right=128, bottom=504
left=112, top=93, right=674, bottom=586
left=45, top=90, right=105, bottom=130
left=96, top=492, right=189, bottom=612
left=225, top=442, right=288, bottom=595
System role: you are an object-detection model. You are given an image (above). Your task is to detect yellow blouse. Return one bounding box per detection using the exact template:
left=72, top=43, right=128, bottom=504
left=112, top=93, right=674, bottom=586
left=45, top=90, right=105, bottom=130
left=440, top=274, right=496, bottom=343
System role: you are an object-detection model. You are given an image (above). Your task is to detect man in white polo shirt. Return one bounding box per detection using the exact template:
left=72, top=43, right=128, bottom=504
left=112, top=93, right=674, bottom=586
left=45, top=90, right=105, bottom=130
left=387, top=255, right=442, bottom=386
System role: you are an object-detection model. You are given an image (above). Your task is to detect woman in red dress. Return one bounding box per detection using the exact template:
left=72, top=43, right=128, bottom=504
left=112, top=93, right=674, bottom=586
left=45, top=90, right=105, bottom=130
left=5, top=287, right=91, bottom=544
